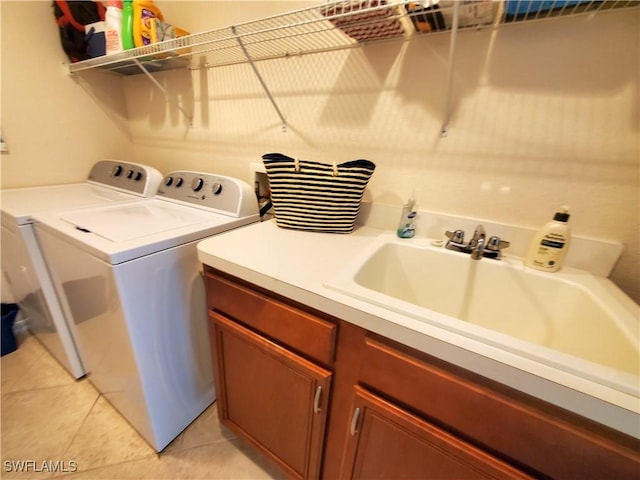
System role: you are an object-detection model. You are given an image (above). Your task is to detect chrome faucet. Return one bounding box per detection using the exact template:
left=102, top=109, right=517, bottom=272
left=468, top=225, right=486, bottom=260
left=444, top=224, right=510, bottom=260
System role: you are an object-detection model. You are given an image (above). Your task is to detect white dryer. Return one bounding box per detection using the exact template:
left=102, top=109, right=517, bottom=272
left=32, top=171, right=259, bottom=451
left=1, top=160, right=162, bottom=378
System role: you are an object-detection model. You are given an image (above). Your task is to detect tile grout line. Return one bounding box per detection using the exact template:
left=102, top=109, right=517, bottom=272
left=58, top=390, right=103, bottom=467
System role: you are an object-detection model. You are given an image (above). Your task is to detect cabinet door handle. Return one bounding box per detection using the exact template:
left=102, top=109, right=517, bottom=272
left=350, top=407, right=361, bottom=436
left=313, top=385, right=322, bottom=414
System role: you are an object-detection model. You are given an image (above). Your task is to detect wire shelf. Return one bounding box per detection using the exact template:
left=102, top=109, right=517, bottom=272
left=67, top=0, right=639, bottom=75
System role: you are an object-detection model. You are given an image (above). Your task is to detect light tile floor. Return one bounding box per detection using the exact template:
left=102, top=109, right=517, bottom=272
left=1, top=333, right=283, bottom=479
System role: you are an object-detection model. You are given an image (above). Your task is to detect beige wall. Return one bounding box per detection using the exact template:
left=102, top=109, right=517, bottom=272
left=0, top=1, right=133, bottom=188
left=1, top=1, right=638, bottom=303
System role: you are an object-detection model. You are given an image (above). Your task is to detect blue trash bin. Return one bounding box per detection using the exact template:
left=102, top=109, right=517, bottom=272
left=1, top=303, right=19, bottom=356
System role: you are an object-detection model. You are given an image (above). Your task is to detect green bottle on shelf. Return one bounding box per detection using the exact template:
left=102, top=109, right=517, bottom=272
left=122, top=0, right=135, bottom=49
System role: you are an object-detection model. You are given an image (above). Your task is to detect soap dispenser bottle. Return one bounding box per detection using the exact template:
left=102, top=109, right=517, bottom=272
left=525, top=206, right=571, bottom=272
left=397, top=196, right=417, bottom=238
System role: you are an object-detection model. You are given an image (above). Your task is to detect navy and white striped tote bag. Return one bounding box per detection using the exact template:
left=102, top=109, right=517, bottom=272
left=262, top=153, right=376, bottom=234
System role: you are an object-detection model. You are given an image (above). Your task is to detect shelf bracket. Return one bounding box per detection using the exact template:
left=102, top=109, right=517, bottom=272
left=232, top=26, right=287, bottom=133
left=441, top=1, right=460, bottom=138
left=133, top=59, right=193, bottom=127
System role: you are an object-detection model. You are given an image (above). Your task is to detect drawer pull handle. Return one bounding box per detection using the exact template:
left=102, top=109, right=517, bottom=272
left=350, top=407, right=361, bottom=436
left=313, top=385, right=322, bottom=414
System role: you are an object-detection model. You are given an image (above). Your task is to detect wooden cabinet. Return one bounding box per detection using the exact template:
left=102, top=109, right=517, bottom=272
left=205, top=269, right=336, bottom=479
left=204, top=267, right=640, bottom=480
left=355, top=334, right=640, bottom=480
left=341, top=386, right=530, bottom=479
left=211, top=313, right=330, bottom=479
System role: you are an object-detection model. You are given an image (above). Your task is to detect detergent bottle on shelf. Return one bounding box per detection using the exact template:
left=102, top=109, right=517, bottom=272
left=133, top=0, right=164, bottom=48
left=104, top=0, right=123, bottom=55
left=121, top=0, right=135, bottom=49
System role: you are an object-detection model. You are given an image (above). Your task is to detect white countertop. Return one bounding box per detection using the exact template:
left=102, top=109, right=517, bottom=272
left=198, top=220, right=639, bottom=438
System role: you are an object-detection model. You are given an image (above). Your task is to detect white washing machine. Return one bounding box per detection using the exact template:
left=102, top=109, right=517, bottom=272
left=32, top=171, right=259, bottom=451
left=1, top=160, right=162, bottom=378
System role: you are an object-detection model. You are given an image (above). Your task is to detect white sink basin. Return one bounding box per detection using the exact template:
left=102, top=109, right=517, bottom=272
left=326, top=235, right=640, bottom=395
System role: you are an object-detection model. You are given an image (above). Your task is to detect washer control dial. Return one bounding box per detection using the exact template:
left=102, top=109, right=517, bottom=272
left=191, top=177, right=204, bottom=192
left=164, top=176, right=173, bottom=186
left=212, top=183, right=223, bottom=195
left=112, top=165, right=123, bottom=177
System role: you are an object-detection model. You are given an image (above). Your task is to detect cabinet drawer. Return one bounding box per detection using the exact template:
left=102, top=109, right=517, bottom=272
left=359, top=335, right=640, bottom=480
left=205, top=271, right=336, bottom=366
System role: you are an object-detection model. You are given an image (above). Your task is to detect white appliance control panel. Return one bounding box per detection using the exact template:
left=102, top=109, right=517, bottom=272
left=157, top=171, right=258, bottom=218
left=86, top=160, right=163, bottom=197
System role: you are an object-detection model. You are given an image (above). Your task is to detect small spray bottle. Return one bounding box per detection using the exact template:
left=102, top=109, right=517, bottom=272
left=397, top=195, right=417, bottom=238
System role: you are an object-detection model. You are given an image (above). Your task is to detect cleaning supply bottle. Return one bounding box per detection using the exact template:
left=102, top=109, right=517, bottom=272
left=397, top=196, right=417, bottom=238
left=525, top=206, right=571, bottom=272
left=133, top=0, right=164, bottom=48
left=122, top=0, right=135, bottom=49
left=104, top=0, right=123, bottom=55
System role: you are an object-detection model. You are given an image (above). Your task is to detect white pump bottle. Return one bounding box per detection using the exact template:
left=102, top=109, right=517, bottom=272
left=525, top=206, right=571, bottom=272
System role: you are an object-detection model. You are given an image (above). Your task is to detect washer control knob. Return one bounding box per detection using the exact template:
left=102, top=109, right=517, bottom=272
left=134, top=171, right=143, bottom=181
left=164, top=176, right=173, bottom=186
left=191, top=177, right=204, bottom=192
left=175, top=178, right=184, bottom=187
left=126, top=169, right=135, bottom=179
left=212, top=183, right=223, bottom=195
left=112, top=165, right=123, bottom=177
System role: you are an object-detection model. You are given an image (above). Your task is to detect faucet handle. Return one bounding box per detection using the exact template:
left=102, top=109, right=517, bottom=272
left=486, top=236, right=510, bottom=251
left=445, top=229, right=465, bottom=244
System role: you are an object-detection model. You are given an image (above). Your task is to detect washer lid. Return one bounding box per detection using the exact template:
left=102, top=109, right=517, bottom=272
left=61, top=201, right=226, bottom=242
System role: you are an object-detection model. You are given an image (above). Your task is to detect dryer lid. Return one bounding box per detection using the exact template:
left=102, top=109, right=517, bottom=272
left=1, top=183, right=139, bottom=225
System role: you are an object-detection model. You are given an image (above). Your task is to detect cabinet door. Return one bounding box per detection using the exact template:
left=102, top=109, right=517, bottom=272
left=211, top=312, right=331, bottom=480
left=342, top=387, right=530, bottom=480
